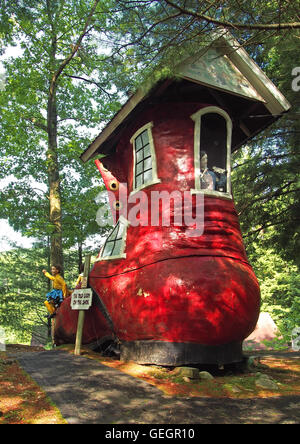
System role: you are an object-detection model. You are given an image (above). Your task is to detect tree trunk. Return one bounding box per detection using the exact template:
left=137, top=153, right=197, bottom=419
left=44, top=0, right=100, bottom=272
left=47, top=236, right=51, bottom=290
left=47, top=31, right=63, bottom=270
left=78, top=242, right=83, bottom=273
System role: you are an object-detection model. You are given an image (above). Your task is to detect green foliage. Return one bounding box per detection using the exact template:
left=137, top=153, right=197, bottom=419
left=0, top=246, right=48, bottom=343
left=0, top=244, right=99, bottom=344
left=247, top=242, right=300, bottom=338
left=0, top=1, right=299, bottom=342
left=0, top=0, right=121, bottom=258
left=231, top=142, right=299, bottom=265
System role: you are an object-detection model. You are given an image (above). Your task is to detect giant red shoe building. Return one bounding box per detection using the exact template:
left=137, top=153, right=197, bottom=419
left=54, top=31, right=290, bottom=366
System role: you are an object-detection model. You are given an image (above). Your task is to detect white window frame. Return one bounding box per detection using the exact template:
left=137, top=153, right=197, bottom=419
left=97, top=216, right=129, bottom=261
left=190, top=106, right=233, bottom=200
left=130, top=122, right=161, bottom=196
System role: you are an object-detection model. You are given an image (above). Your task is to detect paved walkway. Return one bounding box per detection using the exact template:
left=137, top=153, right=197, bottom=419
left=18, top=349, right=300, bottom=424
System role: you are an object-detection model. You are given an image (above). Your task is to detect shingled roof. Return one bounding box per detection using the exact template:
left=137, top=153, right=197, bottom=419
left=80, top=30, right=290, bottom=163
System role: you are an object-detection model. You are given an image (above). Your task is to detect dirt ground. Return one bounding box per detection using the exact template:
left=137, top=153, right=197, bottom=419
left=1, top=344, right=300, bottom=424
left=0, top=345, right=66, bottom=424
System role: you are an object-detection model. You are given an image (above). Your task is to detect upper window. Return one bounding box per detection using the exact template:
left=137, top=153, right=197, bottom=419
left=191, top=106, right=232, bottom=199
left=99, top=217, right=128, bottom=260
left=130, top=122, right=160, bottom=193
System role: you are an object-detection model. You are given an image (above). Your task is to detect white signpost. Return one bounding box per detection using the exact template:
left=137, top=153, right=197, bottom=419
left=71, top=288, right=93, bottom=310
left=72, top=255, right=91, bottom=356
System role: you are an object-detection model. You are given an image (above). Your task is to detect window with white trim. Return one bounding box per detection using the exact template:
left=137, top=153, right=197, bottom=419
left=130, top=122, right=160, bottom=193
left=100, top=217, right=128, bottom=260
left=191, top=106, right=232, bottom=199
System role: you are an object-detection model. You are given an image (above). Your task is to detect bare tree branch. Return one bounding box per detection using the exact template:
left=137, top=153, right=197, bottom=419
left=24, top=116, right=48, bottom=133
left=52, top=0, right=100, bottom=85
left=63, top=74, right=113, bottom=97
left=243, top=215, right=300, bottom=238
left=164, top=0, right=300, bottom=30
left=238, top=182, right=299, bottom=217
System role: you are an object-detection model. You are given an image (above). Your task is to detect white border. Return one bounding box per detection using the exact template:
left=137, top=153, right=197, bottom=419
left=130, top=122, right=161, bottom=196
left=190, top=106, right=233, bottom=200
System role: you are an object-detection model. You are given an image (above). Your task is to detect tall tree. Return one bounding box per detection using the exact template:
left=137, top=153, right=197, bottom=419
left=1, top=0, right=299, bottom=268
left=0, top=0, right=120, bottom=267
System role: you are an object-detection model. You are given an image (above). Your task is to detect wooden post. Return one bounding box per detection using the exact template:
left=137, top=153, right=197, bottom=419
left=74, top=255, right=91, bottom=356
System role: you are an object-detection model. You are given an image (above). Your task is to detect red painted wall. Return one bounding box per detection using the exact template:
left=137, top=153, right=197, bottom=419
left=54, top=102, right=260, bottom=351
left=89, top=102, right=260, bottom=346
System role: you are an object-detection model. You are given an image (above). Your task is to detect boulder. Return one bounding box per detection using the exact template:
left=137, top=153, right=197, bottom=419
left=199, top=371, right=214, bottom=380
left=244, top=312, right=282, bottom=350
left=174, top=367, right=199, bottom=379
left=223, top=383, right=242, bottom=393
left=255, top=374, right=278, bottom=390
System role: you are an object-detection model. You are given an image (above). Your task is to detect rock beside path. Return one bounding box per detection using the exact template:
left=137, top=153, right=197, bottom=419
left=255, top=373, right=279, bottom=390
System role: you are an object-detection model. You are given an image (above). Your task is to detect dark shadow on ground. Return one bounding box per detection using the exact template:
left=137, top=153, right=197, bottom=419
left=18, top=349, right=300, bottom=424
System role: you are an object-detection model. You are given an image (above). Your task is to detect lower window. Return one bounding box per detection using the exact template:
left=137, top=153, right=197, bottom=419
left=100, top=217, right=128, bottom=260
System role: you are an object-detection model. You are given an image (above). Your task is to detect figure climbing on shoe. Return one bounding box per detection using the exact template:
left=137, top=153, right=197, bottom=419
left=42, top=265, right=68, bottom=318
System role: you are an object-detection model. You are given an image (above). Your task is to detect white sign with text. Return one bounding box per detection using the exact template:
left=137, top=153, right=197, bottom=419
left=71, top=288, right=93, bottom=310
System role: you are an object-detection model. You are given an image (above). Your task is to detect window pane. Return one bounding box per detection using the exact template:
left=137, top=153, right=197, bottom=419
left=143, top=144, right=151, bottom=158
left=135, top=135, right=143, bottom=151
left=143, top=168, right=153, bottom=183
left=111, top=239, right=122, bottom=256
left=136, top=149, right=143, bottom=163
left=102, top=241, right=114, bottom=257
left=136, top=161, right=143, bottom=175
left=108, top=224, right=119, bottom=241
left=136, top=174, right=143, bottom=188
left=144, top=156, right=152, bottom=170
left=117, top=221, right=126, bottom=237
left=102, top=221, right=127, bottom=258
left=141, top=130, right=149, bottom=146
